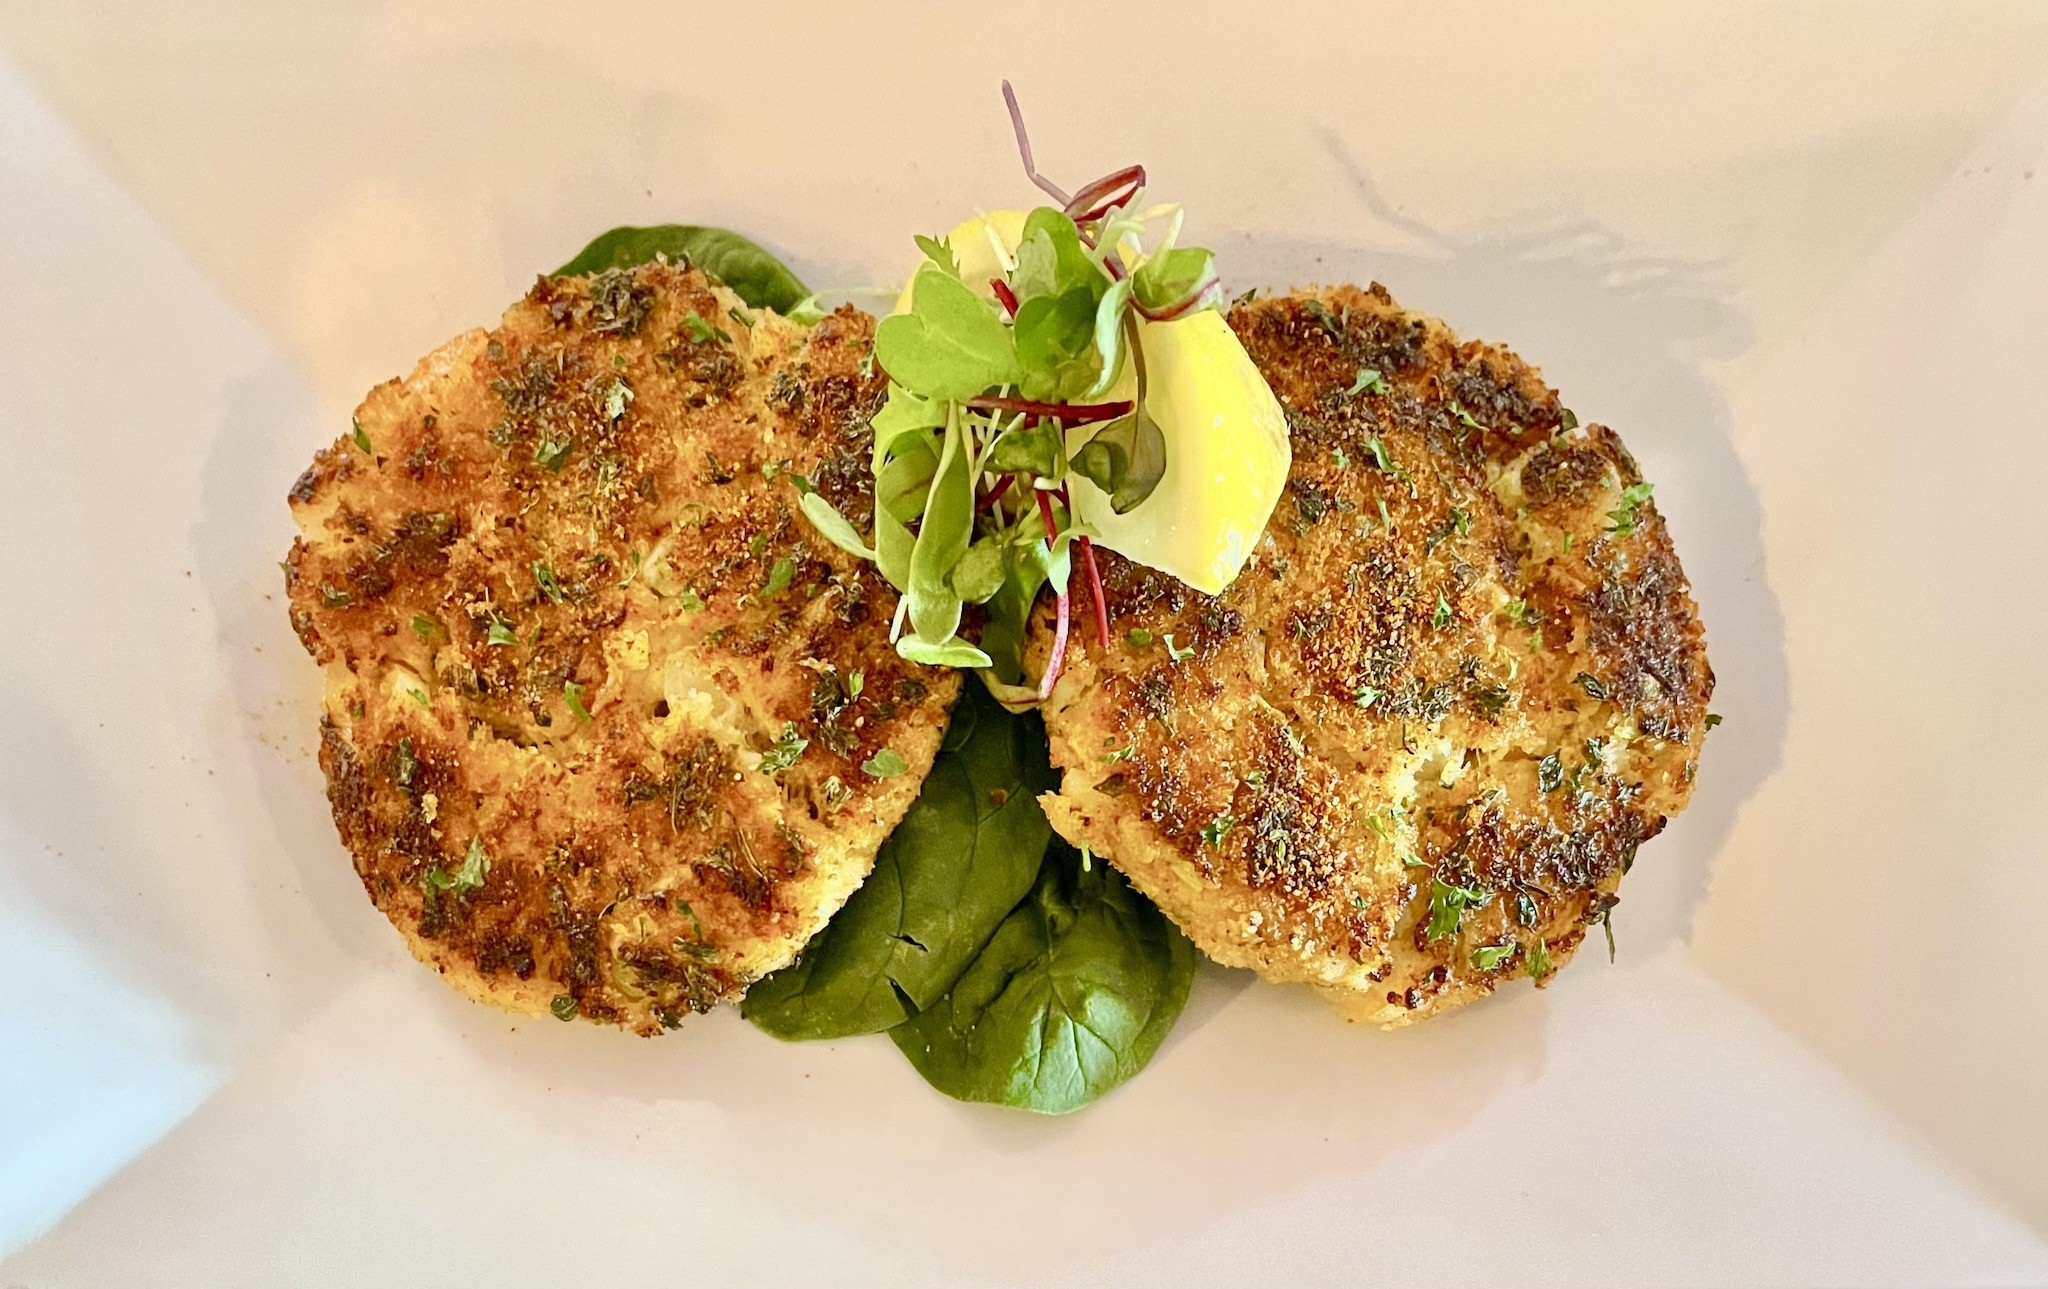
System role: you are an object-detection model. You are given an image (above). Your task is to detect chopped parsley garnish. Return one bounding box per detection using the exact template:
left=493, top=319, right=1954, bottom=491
left=1516, top=891, right=1539, bottom=928
left=862, top=748, right=910, bottom=779
left=1704, top=713, right=1724, bottom=730
left=677, top=589, right=706, bottom=612
left=1502, top=599, right=1536, bottom=625
left=1538, top=753, right=1564, bottom=793
left=1343, top=367, right=1390, bottom=399
left=1304, top=299, right=1343, bottom=337
left=727, top=304, right=755, bottom=329
left=486, top=618, right=518, bottom=647
left=407, top=687, right=431, bottom=708
left=534, top=562, right=566, bottom=603
left=1432, top=593, right=1454, bottom=630
left=393, top=737, right=418, bottom=789
left=1575, top=672, right=1610, bottom=701
left=550, top=994, right=579, bottom=1021
left=535, top=438, right=573, bottom=472
left=424, top=837, right=489, bottom=898
left=1354, top=685, right=1381, bottom=710
left=846, top=669, right=865, bottom=703
left=1452, top=507, right=1472, bottom=537
left=1104, top=742, right=1137, bottom=763
left=320, top=584, right=352, bottom=610
left=1527, top=939, right=1554, bottom=980
left=763, top=556, right=796, bottom=598
left=682, top=313, right=730, bottom=345
left=1472, top=942, right=1516, bottom=970
left=758, top=725, right=809, bottom=775
left=1425, top=876, right=1490, bottom=942
left=350, top=416, right=371, bottom=454
left=1163, top=634, right=1195, bottom=663
left=410, top=614, right=441, bottom=641
left=1607, top=482, right=1654, bottom=537
left=1451, top=401, right=1488, bottom=434
left=1127, top=628, right=1155, bottom=648
left=1200, top=814, right=1236, bottom=850
left=1560, top=409, right=1579, bottom=432
left=563, top=680, right=592, bottom=722
left=603, top=375, right=634, bottom=421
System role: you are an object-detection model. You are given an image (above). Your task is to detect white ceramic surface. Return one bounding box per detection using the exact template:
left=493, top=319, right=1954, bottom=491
left=2, top=5, right=2046, bottom=1285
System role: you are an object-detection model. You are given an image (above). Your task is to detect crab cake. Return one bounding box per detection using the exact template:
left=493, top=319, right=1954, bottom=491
left=286, top=263, right=956, bottom=1035
left=1032, top=284, right=1712, bottom=1025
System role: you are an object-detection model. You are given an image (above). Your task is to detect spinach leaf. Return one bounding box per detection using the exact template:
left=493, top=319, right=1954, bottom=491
left=890, top=840, right=1196, bottom=1115
left=554, top=225, right=812, bottom=315
left=743, top=685, right=1057, bottom=1040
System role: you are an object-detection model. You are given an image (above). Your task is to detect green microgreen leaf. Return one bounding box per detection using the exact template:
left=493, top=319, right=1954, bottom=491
left=1071, top=409, right=1167, bottom=514
left=876, top=267, right=1021, bottom=401
left=1131, top=246, right=1219, bottom=315
left=1344, top=368, right=1391, bottom=399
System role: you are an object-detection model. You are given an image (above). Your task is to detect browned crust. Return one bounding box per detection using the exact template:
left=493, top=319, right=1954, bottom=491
left=286, top=264, right=957, bottom=1034
left=1033, top=284, right=1713, bottom=1023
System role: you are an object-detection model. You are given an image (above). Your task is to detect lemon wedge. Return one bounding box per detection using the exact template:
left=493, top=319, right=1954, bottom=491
left=893, top=210, right=1289, bottom=596
left=1067, top=311, right=1288, bottom=594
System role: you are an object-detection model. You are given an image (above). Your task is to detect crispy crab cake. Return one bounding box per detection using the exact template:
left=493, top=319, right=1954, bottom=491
left=286, top=262, right=956, bottom=1035
left=1032, top=284, right=1712, bottom=1025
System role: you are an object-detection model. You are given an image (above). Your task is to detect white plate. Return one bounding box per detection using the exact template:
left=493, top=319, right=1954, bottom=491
left=3, top=6, right=2047, bottom=1285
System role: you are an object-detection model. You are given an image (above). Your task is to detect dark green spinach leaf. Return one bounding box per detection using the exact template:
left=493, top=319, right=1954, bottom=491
left=890, top=840, right=1196, bottom=1115
left=743, top=684, right=1056, bottom=1039
left=554, top=225, right=812, bottom=315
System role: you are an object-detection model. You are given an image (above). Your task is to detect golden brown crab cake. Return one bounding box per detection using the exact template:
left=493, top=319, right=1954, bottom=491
left=286, top=263, right=956, bottom=1035
left=1032, top=284, right=1712, bottom=1025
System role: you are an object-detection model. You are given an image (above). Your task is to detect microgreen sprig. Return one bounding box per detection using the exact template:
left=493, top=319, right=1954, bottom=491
left=798, top=82, right=1228, bottom=705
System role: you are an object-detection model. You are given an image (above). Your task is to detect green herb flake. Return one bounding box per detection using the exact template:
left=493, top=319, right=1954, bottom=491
left=1200, top=814, right=1236, bottom=851
left=1576, top=672, right=1611, bottom=702
left=407, top=687, right=431, bottom=709
left=846, top=669, right=865, bottom=703
left=563, top=680, right=592, bottom=722
left=1425, top=876, right=1489, bottom=941
left=1304, top=299, right=1343, bottom=338
left=1127, top=628, right=1155, bottom=648
left=763, top=556, right=796, bottom=598
left=1472, top=942, right=1517, bottom=970
left=1432, top=593, right=1454, bottom=630
left=1607, top=482, right=1655, bottom=538
left=410, top=614, right=441, bottom=641
left=758, top=725, right=810, bottom=775
left=424, top=836, right=490, bottom=898
left=862, top=748, right=909, bottom=779
left=350, top=417, right=372, bottom=454
left=678, top=589, right=706, bottom=612
left=486, top=618, right=518, bottom=647
left=1343, top=367, right=1391, bottom=400
left=1516, top=891, right=1539, bottom=928
left=1603, top=909, right=1618, bottom=962
left=683, top=313, right=731, bottom=345
left=1528, top=939, right=1554, bottom=981
left=1105, top=743, right=1138, bottom=764
left=1164, top=634, right=1195, bottom=664
left=1539, top=753, right=1565, bottom=793
left=550, top=994, right=578, bottom=1021
left=1452, top=507, right=1472, bottom=537
left=1355, top=685, right=1381, bottom=710
left=535, top=438, right=573, bottom=472
left=1560, top=409, right=1579, bottom=432
left=393, top=737, right=418, bottom=789
left=320, top=584, right=352, bottom=610
left=727, top=304, right=755, bottom=329
left=534, top=562, right=565, bottom=603
left=1332, top=447, right=1351, bottom=470
left=1704, top=713, right=1724, bottom=730
left=603, top=376, right=634, bottom=421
